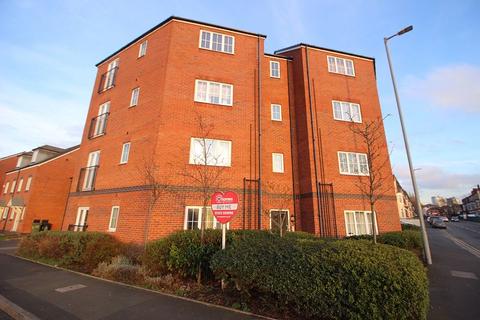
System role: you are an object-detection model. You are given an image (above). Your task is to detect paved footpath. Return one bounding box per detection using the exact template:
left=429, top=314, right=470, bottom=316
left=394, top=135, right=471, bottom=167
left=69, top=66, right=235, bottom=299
left=0, top=241, right=261, bottom=320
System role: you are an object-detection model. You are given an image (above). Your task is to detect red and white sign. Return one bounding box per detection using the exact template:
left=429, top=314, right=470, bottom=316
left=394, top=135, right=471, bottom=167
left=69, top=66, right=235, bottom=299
left=211, top=191, right=239, bottom=224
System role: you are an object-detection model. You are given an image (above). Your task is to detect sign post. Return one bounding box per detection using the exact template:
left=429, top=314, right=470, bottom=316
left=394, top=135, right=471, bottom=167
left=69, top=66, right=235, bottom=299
left=211, top=191, right=239, bottom=290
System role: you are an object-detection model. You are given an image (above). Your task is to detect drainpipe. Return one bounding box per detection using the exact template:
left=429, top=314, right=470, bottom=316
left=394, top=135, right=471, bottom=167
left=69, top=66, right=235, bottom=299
left=286, top=59, right=297, bottom=230
left=60, top=177, right=73, bottom=231
left=257, top=36, right=263, bottom=229
left=304, top=46, right=323, bottom=236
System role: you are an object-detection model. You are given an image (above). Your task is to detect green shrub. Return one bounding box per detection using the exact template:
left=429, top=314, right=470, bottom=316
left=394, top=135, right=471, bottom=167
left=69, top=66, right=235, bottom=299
left=347, top=230, right=423, bottom=252
left=401, top=224, right=421, bottom=231
left=17, top=231, right=122, bottom=273
left=93, top=255, right=144, bottom=284
left=144, top=229, right=222, bottom=279
left=211, top=236, right=429, bottom=320
left=143, top=229, right=276, bottom=279
left=283, top=231, right=318, bottom=241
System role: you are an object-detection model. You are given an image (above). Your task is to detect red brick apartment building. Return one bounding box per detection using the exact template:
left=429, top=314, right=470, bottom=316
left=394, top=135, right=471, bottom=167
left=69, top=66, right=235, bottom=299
left=0, top=145, right=79, bottom=233
left=60, top=16, right=399, bottom=243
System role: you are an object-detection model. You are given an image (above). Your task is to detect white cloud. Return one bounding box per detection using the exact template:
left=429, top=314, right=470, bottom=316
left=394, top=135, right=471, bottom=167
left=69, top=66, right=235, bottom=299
left=395, top=165, right=480, bottom=202
left=0, top=82, right=84, bottom=157
left=405, top=64, right=480, bottom=112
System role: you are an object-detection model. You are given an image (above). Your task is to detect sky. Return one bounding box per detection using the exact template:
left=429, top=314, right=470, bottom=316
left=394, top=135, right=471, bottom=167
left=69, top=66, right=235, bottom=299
left=0, top=0, right=479, bottom=203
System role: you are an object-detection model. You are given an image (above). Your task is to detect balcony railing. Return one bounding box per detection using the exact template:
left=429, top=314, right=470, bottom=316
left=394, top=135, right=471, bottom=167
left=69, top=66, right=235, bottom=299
left=68, top=224, right=88, bottom=232
left=88, top=113, right=109, bottom=139
left=76, top=165, right=99, bottom=192
left=97, top=67, right=118, bottom=93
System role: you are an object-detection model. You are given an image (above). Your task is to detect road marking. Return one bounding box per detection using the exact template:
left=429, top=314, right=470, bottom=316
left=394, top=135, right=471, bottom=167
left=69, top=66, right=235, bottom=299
left=445, top=232, right=480, bottom=259
left=450, top=270, right=478, bottom=280
left=55, top=284, right=86, bottom=293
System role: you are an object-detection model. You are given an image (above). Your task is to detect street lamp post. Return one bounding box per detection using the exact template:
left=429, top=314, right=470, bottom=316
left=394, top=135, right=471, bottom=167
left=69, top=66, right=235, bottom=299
left=384, top=25, right=433, bottom=265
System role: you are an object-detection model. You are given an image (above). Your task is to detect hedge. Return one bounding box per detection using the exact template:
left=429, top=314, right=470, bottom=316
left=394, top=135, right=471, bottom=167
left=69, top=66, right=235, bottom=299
left=17, top=231, right=121, bottom=273
left=211, top=236, right=429, bottom=320
left=349, top=230, right=423, bottom=251
left=143, top=229, right=277, bottom=279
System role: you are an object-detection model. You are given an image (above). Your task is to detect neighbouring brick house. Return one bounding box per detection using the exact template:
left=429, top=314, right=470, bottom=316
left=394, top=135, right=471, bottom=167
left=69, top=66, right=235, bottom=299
left=59, top=16, right=399, bottom=243
left=393, top=175, right=415, bottom=219
left=0, top=145, right=79, bottom=233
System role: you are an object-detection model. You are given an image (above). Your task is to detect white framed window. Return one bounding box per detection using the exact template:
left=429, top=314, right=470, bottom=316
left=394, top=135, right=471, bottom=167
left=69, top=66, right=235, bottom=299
left=270, top=209, right=289, bottom=234
left=332, top=101, right=362, bottom=123
left=92, top=101, right=110, bottom=137
left=130, top=87, right=140, bottom=107
left=16, top=157, right=22, bottom=167
left=31, top=150, right=39, bottom=162
left=104, top=58, right=119, bottom=90
left=109, top=206, right=120, bottom=232
left=17, top=178, right=23, bottom=192
left=199, top=30, right=235, bottom=54
left=272, top=153, right=284, bottom=173
left=10, top=181, right=16, bottom=193
left=271, top=104, right=282, bottom=121
left=74, top=207, right=89, bottom=231
left=25, top=176, right=32, bottom=191
left=2, top=207, right=8, bottom=219
left=3, top=182, right=9, bottom=194
left=9, top=208, right=14, bottom=219
left=327, top=56, right=355, bottom=76
left=20, top=207, right=25, bottom=220
left=270, top=61, right=280, bottom=78
left=120, top=142, right=131, bottom=164
left=194, top=80, right=233, bottom=106
left=184, top=206, right=227, bottom=230
left=138, top=41, right=148, bottom=57
left=344, top=211, right=378, bottom=236
left=338, top=152, right=369, bottom=176
left=189, top=138, right=231, bottom=167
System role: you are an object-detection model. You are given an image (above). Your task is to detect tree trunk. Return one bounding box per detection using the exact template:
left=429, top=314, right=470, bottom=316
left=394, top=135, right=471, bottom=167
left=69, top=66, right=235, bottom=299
left=370, top=203, right=377, bottom=244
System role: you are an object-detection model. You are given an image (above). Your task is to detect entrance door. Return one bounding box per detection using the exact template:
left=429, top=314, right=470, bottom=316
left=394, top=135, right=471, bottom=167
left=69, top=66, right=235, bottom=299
left=11, top=207, right=22, bottom=232
left=75, top=207, right=89, bottom=231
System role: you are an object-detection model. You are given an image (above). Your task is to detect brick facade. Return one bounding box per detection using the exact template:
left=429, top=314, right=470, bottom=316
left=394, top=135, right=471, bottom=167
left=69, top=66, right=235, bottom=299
left=3, top=16, right=400, bottom=241
left=0, top=147, right=79, bottom=233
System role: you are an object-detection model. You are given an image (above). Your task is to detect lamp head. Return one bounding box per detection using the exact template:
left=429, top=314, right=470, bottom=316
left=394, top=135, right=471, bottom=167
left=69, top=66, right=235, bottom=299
left=397, top=25, right=413, bottom=36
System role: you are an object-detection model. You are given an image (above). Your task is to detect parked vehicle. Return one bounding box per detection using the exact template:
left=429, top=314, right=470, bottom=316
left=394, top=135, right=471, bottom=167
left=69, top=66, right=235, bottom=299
left=431, top=217, right=447, bottom=229
left=440, top=216, right=449, bottom=222
left=450, top=216, right=460, bottom=222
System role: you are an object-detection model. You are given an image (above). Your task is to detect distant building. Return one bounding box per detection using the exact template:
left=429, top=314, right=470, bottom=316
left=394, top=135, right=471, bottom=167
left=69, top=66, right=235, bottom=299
left=431, top=196, right=446, bottom=207
left=462, top=185, right=480, bottom=216
left=446, top=197, right=461, bottom=206
left=0, top=145, right=79, bottom=233
left=393, top=176, right=415, bottom=218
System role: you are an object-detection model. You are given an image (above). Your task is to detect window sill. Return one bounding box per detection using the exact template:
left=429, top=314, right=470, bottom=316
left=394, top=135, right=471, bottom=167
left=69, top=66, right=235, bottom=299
left=98, top=85, right=115, bottom=94
left=108, top=229, right=116, bottom=233
left=199, top=47, right=235, bottom=55
left=119, top=162, right=128, bottom=166
left=270, top=76, right=281, bottom=79
left=194, top=100, right=233, bottom=108
left=333, top=118, right=362, bottom=124
left=339, top=172, right=370, bottom=177
left=89, top=133, right=106, bottom=140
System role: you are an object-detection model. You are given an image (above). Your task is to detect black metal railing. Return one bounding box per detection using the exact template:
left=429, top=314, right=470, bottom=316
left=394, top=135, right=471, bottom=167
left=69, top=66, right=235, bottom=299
left=76, top=165, right=99, bottom=192
left=97, top=66, right=118, bottom=93
left=88, top=113, right=109, bottom=139
left=68, top=224, right=88, bottom=232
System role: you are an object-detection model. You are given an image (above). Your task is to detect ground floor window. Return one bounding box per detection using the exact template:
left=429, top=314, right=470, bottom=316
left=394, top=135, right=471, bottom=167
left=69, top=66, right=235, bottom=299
left=109, top=206, right=120, bottom=232
left=344, top=210, right=377, bottom=236
left=1, top=207, right=8, bottom=219
left=184, top=206, right=227, bottom=230
left=270, top=210, right=289, bottom=235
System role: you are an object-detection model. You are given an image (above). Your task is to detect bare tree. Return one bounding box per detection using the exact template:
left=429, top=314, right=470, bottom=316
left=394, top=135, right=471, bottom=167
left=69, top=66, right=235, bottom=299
left=138, top=154, right=172, bottom=249
left=263, top=181, right=293, bottom=237
left=348, top=116, right=392, bottom=244
left=177, top=112, right=227, bottom=283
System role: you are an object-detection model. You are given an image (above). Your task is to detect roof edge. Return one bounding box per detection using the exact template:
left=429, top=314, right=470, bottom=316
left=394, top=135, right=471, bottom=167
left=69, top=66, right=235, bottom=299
left=6, top=145, right=80, bottom=173
left=264, top=53, right=293, bottom=61
left=275, top=43, right=375, bottom=61
left=96, top=16, right=267, bottom=67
